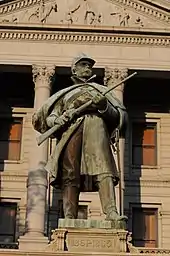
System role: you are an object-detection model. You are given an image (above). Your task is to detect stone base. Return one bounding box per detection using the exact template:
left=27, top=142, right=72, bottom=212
left=19, top=235, right=49, bottom=251
left=58, top=217, right=127, bottom=229
left=58, top=218, right=112, bottom=229
left=46, top=219, right=129, bottom=253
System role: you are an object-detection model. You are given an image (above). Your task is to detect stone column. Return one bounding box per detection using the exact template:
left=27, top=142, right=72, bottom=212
left=104, top=67, right=128, bottom=216
left=19, top=65, right=55, bottom=251
left=30, top=65, right=55, bottom=169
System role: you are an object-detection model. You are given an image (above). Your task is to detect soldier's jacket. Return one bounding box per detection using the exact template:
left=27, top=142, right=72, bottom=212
left=32, top=79, right=127, bottom=188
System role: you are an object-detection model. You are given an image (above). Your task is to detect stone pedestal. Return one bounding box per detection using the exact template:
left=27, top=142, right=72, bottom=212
left=46, top=219, right=129, bottom=253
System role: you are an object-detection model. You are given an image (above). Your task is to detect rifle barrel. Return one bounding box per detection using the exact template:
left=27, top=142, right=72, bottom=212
left=103, top=72, right=137, bottom=96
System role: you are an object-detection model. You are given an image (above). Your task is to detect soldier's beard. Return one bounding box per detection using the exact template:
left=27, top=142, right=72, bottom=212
left=76, top=68, right=92, bottom=79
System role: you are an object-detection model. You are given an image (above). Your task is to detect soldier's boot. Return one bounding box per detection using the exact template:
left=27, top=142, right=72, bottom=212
left=62, top=185, right=80, bottom=219
left=98, top=176, right=123, bottom=221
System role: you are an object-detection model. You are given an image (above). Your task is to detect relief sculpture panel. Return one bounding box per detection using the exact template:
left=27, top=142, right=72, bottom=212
left=0, top=0, right=166, bottom=28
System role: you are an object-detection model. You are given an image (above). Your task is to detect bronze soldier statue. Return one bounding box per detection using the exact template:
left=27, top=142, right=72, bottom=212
left=32, top=53, right=128, bottom=221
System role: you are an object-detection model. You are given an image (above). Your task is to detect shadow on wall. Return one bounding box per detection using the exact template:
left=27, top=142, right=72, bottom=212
left=0, top=104, right=13, bottom=173
left=0, top=104, right=22, bottom=248
left=124, top=71, right=170, bottom=247
left=0, top=66, right=34, bottom=246
left=124, top=108, right=146, bottom=235
left=0, top=104, right=13, bottom=214
left=0, top=66, right=34, bottom=173
left=123, top=72, right=145, bottom=237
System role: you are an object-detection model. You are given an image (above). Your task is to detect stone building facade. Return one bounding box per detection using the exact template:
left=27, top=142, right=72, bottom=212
left=0, top=0, right=170, bottom=252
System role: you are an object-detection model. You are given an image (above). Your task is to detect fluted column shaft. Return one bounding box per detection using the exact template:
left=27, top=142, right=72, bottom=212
left=104, top=67, right=128, bottom=216
left=25, top=65, right=55, bottom=236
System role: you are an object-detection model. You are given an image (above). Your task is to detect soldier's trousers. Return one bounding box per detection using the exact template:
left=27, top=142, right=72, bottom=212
left=61, top=123, right=118, bottom=219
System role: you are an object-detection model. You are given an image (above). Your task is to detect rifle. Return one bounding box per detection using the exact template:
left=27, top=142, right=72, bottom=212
left=37, top=72, right=137, bottom=146
left=37, top=100, right=92, bottom=146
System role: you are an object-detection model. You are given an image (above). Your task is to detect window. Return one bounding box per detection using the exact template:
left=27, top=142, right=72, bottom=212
left=132, top=122, right=157, bottom=166
left=0, top=117, right=22, bottom=160
left=0, top=202, right=17, bottom=243
left=132, top=207, right=158, bottom=248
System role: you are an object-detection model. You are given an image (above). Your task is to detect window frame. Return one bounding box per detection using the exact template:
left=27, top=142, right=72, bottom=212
left=130, top=118, right=160, bottom=170
left=0, top=117, right=23, bottom=161
left=132, top=207, right=158, bottom=248
left=0, top=201, right=18, bottom=244
left=132, top=122, right=157, bottom=167
left=0, top=109, right=27, bottom=164
left=129, top=203, right=162, bottom=248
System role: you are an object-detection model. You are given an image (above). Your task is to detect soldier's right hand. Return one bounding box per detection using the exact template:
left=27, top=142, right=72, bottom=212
left=54, top=114, right=69, bottom=127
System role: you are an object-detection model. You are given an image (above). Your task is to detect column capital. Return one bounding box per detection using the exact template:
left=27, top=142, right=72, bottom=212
left=32, top=64, right=55, bottom=86
left=104, top=67, right=128, bottom=90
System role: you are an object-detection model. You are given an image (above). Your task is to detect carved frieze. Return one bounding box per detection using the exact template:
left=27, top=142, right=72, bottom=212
left=0, top=0, right=169, bottom=28
left=28, top=0, right=58, bottom=24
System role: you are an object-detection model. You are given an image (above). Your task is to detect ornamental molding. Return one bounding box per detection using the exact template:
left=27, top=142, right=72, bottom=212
left=0, top=28, right=169, bottom=46
left=0, top=0, right=41, bottom=15
left=139, top=248, right=170, bottom=254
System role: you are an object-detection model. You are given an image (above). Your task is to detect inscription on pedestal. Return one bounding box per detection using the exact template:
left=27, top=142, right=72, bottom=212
left=67, top=236, right=119, bottom=252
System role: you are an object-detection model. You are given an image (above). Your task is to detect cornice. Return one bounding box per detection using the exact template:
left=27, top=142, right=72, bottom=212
left=0, top=27, right=169, bottom=46
left=142, top=0, right=170, bottom=10
left=0, top=0, right=41, bottom=15
left=107, top=0, right=170, bottom=24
